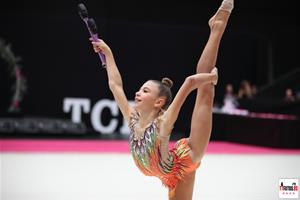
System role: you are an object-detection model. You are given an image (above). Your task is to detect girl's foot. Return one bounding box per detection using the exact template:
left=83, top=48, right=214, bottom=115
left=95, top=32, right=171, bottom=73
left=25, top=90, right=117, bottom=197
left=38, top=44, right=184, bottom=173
left=219, top=0, right=234, bottom=13
left=208, top=0, right=234, bottom=30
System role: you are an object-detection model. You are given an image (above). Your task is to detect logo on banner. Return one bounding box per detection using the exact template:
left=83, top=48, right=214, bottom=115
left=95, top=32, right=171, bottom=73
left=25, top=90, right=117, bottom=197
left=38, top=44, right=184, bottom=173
left=279, top=178, right=298, bottom=199
left=63, top=98, right=133, bottom=134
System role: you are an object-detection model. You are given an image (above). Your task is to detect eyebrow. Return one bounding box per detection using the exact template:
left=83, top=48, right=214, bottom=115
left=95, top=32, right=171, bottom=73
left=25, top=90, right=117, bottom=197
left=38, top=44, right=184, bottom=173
left=141, top=86, right=151, bottom=91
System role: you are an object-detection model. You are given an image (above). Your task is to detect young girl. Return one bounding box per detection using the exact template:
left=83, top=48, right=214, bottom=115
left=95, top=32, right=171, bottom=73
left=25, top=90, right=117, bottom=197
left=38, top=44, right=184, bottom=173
left=91, top=0, right=233, bottom=199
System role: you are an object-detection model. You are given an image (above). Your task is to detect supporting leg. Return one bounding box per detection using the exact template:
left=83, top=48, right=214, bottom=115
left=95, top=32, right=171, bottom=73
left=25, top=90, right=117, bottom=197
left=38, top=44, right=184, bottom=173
left=169, top=172, right=196, bottom=200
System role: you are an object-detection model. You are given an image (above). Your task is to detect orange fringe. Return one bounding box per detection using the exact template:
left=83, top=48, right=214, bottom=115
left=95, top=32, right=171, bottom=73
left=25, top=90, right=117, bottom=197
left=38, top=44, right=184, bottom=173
left=160, top=138, right=200, bottom=198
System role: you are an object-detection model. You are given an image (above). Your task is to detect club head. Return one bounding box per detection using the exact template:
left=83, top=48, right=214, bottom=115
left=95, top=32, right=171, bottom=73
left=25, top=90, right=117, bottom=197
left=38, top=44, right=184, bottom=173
left=87, top=18, right=98, bottom=34
left=78, top=3, right=89, bottom=20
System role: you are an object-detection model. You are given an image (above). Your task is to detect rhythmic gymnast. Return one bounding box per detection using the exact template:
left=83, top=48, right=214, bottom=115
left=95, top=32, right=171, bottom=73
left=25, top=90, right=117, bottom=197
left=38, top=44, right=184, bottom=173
left=91, top=0, right=233, bottom=199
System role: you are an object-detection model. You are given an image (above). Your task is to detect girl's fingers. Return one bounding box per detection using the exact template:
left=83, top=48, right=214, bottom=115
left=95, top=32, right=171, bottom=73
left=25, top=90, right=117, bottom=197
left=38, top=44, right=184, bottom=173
left=90, top=39, right=106, bottom=53
left=92, top=43, right=100, bottom=48
left=93, top=46, right=102, bottom=53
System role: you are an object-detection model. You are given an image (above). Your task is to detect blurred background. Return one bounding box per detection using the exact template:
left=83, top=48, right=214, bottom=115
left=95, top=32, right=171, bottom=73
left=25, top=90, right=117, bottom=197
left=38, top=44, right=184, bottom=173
left=1, top=0, right=300, bottom=148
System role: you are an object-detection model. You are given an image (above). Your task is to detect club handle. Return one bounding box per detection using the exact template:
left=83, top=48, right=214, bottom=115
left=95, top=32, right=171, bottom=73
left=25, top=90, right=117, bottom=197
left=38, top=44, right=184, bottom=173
left=90, top=34, right=106, bottom=68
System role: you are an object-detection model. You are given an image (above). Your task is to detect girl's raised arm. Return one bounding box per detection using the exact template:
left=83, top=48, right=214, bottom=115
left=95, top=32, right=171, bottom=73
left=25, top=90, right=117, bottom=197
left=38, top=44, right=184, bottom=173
left=160, top=71, right=217, bottom=137
left=92, top=39, right=133, bottom=123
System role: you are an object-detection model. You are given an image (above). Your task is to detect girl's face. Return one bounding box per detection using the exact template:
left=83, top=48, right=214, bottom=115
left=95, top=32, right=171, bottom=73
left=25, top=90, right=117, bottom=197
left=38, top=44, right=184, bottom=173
left=134, top=81, right=164, bottom=113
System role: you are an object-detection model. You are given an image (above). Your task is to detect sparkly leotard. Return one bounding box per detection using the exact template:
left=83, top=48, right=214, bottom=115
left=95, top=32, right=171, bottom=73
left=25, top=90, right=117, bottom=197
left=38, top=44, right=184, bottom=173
left=129, top=111, right=200, bottom=196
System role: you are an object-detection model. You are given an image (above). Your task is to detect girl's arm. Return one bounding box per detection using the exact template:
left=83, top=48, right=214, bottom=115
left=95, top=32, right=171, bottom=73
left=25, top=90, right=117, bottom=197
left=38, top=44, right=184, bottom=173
left=92, top=39, right=133, bottom=122
left=159, top=73, right=216, bottom=137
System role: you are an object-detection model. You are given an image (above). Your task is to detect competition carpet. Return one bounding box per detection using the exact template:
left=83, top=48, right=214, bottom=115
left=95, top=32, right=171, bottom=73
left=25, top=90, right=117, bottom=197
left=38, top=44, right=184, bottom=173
left=1, top=139, right=300, bottom=200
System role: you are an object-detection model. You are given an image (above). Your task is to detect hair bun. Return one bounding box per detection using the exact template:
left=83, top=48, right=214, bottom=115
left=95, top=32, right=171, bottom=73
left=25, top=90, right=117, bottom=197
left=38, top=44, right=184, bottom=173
left=161, top=77, right=173, bottom=89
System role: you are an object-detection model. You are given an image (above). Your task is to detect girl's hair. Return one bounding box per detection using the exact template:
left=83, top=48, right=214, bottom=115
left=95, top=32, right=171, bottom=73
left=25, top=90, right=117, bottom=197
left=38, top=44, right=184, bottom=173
left=151, top=77, right=173, bottom=110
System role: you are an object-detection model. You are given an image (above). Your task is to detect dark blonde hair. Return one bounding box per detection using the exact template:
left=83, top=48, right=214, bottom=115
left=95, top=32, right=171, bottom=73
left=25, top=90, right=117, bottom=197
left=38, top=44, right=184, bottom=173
left=150, top=77, right=173, bottom=110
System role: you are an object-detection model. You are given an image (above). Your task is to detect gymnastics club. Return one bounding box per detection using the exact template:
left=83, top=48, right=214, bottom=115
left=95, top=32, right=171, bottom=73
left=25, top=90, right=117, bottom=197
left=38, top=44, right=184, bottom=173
left=78, top=3, right=106, bottom=68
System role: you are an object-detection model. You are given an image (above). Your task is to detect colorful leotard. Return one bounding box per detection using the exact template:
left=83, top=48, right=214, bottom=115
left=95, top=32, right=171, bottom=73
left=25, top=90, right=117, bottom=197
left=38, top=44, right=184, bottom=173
left=129, top=111, right=200, bottom=196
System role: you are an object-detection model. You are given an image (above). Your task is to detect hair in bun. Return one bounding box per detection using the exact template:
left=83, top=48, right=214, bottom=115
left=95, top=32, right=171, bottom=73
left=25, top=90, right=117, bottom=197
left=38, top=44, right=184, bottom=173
left=149, top=77, right=174, bottom=110
left=161, top=77, right=173, bottom=89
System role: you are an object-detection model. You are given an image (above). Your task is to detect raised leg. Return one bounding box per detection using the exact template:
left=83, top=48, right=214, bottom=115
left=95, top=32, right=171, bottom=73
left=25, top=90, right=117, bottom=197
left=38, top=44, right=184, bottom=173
left=189, top=1, right=233, bottom=164
left=169, top=1, right=233, bottom=199
left=196, top=9, right=232, bottom=73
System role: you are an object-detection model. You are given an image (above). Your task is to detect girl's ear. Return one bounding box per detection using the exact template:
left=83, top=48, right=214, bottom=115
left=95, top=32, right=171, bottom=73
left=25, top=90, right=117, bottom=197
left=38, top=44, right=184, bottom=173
left=154, top=97, right=166, bottom=109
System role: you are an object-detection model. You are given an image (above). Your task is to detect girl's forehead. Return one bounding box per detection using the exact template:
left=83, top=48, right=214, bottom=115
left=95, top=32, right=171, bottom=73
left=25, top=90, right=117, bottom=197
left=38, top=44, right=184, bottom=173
left=141, top=81, right=159, bottom=92
left=142, top=80, right=157, bottom=88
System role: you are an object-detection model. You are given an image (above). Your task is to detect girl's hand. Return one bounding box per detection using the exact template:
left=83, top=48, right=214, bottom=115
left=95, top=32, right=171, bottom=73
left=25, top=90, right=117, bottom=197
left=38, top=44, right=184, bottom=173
left=90, top=38, right=112, bottom=56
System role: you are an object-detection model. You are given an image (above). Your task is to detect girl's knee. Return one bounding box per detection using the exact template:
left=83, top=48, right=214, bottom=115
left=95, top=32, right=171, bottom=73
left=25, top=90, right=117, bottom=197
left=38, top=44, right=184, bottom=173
left=198, top=84, right=214, bottom=94
left=196, top=86, right=215, bottom=105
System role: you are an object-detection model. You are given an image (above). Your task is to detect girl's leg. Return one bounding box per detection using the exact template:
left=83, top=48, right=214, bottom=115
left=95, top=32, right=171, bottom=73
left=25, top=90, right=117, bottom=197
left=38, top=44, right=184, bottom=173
left=169, top=172, right=196, bottom=200
left=170, top=2, right=233, bottom=199
left=196, top=0, right=233, bottom=74
left=189, top=1, right=233, bottom=164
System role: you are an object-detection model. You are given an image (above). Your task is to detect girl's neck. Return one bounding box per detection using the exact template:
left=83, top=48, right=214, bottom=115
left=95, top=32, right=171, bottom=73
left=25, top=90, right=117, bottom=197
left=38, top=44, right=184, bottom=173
left=137, top=109, right=159, bottom=128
